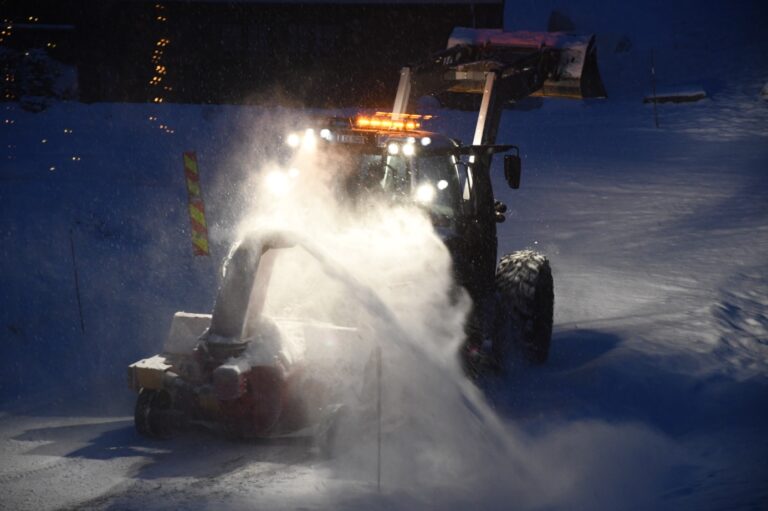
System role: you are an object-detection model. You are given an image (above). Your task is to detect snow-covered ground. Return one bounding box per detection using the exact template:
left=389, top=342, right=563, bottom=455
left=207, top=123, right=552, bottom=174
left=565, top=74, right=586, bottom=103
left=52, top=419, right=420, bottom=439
left=2, top=7, right=767, bottom=510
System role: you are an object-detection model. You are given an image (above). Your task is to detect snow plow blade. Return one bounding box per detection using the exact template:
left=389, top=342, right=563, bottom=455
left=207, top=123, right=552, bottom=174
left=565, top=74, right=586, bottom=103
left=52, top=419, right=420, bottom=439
left=443, top=27, right=607, bottom=99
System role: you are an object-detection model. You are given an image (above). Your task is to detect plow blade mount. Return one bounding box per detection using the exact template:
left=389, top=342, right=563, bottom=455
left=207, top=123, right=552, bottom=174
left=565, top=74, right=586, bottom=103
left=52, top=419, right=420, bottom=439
left=431, top=27, right=607, bottom=100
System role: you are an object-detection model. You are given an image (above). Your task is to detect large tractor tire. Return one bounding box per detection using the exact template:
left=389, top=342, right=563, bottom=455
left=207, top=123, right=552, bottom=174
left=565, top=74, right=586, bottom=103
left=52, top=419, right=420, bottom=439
left=134, top=388, right=174, bottom=439
left=495, top=250, right=554, bottom=365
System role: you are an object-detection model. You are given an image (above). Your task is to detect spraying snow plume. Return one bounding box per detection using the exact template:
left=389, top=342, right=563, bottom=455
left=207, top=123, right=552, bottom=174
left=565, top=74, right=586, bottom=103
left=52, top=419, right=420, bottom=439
left=217, top=114, right=514, bottom=486
left=209, top=113, right=686, bottom=509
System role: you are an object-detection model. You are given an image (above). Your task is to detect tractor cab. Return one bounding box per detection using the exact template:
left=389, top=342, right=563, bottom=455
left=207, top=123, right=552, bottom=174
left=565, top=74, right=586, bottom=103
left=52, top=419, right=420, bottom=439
left=281, top=113, right=514, bottom=229
left=280, top=113, right=516, bottom=318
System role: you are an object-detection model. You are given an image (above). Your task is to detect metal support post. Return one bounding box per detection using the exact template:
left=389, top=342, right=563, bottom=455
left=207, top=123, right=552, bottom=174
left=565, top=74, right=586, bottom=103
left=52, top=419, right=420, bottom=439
left=392, top=67, right=412, bottom=118
left=472, top=71, right=500, bottom=146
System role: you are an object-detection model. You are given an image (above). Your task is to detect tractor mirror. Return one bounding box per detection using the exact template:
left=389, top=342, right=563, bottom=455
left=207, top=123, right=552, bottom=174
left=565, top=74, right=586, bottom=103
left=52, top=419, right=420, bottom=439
left=504, top=154, right=521, bottom=189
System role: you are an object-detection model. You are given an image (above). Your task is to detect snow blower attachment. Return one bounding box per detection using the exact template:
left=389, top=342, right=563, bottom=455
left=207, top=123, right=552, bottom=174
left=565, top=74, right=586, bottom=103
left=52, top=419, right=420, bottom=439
left=129, top=231, right=363, bottom=441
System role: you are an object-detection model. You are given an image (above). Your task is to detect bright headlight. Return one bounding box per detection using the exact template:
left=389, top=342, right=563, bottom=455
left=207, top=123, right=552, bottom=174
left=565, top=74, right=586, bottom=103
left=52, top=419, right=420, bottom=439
left=286, top=133, right=301, bottom=148
left=387, top=142, right=399, bottom=155
left=402, top=143, right=415, bottom=156
left=437, top=179, right=448, bottom=190
left=415, top=183, right=435, bottom=203
left=265, top=170, right=291, bottom=196
left=302, top=129, right=316, bottom=149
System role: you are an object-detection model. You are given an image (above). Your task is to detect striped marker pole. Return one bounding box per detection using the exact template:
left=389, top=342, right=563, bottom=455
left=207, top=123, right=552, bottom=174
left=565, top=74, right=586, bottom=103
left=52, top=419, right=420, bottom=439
left=183, top=151, right=210, bottom=256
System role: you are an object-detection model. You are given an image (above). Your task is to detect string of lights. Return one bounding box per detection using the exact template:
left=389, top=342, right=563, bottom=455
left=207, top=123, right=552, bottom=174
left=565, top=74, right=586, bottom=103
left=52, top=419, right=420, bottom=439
left=0, top=18, right=12, bottom=44
left=2, top=17, right=15, bottom=157
left=147, top=3, right=174, bottom=134
left=1, top=19, right=15, bottom=101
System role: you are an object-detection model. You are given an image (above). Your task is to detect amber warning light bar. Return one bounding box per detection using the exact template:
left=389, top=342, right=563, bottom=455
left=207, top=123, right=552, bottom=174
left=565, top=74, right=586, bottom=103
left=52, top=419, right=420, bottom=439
left=355, top=112, right=434, bottom=131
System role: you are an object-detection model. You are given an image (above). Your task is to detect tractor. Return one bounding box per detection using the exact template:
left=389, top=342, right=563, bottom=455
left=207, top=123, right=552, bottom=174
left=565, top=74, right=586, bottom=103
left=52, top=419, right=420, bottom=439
left=128, top=27, right=605, bottom=439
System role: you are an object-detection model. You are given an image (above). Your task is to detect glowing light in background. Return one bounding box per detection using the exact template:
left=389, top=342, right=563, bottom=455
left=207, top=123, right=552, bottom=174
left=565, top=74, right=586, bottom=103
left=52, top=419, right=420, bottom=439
left=147, top=3, right=173, bottom=134
left=387, top=142, right=399, bottom=155
left=436, top=179, right=449, bottom=190
left=402, top=143, right=415, bottom=157
left=2, top=20, right=15, bottom=101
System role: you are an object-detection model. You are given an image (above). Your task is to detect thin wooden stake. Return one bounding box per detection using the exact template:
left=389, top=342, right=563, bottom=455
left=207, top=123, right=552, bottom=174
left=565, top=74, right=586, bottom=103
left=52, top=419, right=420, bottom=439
left=651, top=49, right=660, bottom=128
left=376, top=345, right=382, bottom=492
left=69, top=228, right=85, bottom=334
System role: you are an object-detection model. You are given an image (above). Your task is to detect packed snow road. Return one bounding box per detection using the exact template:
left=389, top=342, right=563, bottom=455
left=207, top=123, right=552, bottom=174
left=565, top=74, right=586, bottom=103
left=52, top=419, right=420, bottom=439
left=2, top=75, right=767, bottom=510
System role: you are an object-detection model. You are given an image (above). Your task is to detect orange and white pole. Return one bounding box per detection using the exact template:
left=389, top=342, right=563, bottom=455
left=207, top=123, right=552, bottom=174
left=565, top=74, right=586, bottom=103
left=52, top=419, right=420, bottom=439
left=183, top=151, right=210, bottom=256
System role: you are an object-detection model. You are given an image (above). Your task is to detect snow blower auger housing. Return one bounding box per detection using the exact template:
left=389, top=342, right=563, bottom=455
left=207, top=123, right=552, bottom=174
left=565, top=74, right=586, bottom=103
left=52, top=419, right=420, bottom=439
left=280, top=27, right=603, bottom=374
left=129, top=231, right=361, bottom=443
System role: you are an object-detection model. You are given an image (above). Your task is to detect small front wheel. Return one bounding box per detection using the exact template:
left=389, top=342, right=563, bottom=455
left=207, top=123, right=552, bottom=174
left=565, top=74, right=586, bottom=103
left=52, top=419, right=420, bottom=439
left=134, top=388, right=174, bottom=439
